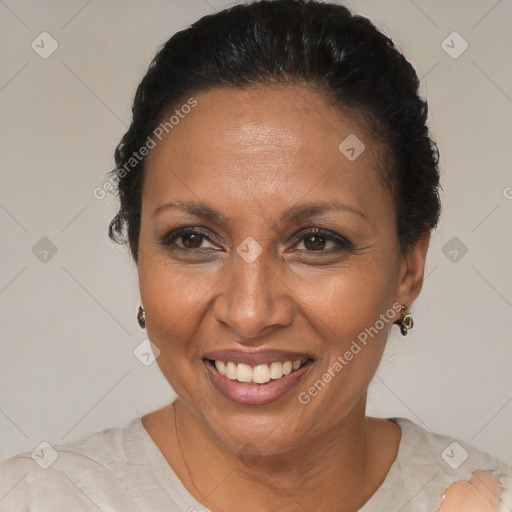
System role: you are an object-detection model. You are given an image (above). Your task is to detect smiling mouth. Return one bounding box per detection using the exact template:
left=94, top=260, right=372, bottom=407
left=204, top=358, right=314, bottom=385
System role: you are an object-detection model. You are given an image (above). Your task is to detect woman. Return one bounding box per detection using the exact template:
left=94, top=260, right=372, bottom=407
left=1, top=1, right=511, bottom=511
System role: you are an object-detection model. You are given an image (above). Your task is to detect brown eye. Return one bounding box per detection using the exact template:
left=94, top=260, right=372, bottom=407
left=303, top=234, right=329, bottom=251
left=293, top=228, right=352, bottom=253
left=160, top=227, right=219, bottom=251
left=180, top=233, right=205, bottom=249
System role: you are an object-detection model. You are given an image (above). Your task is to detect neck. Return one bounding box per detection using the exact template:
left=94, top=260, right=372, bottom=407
left=171, top=398, right=382, bottom=512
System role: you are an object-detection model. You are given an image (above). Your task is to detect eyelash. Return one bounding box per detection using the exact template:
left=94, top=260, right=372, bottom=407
left=159, top=226, right=353, bottom=254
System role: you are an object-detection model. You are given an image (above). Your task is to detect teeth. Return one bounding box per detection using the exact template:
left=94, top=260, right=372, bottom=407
left=215, top=360, right=226, bottom=375
left=282, top=361, right=292, bottom=375
left=226, top=361, right=237, bottom=380
left=269, top=362, right=283, bottom=379
left=212, top=359, right=306, bottom=384
left=236, top=363, right=253, bottom=383
left=253, top=364, right=270, bottom=384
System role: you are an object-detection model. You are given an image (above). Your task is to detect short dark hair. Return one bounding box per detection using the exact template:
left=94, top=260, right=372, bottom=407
left=107, top=0, right=441, bottom=263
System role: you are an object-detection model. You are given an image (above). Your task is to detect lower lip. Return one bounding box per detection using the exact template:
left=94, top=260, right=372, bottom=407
left=203, top=359, right=313, bottom=406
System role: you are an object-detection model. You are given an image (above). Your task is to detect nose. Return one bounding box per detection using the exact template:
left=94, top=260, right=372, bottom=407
left=212, top=247, right=294, bottom=340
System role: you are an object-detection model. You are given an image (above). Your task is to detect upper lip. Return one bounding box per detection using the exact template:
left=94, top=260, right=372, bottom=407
left=203, top=349, right=314, bottom=366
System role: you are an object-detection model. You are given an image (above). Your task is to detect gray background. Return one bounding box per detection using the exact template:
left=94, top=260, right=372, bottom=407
left=1, top=0, right=511, bottom=465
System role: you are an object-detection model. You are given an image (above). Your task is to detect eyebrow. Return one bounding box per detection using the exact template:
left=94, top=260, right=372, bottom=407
left=152, top=200, right=370, bottom=225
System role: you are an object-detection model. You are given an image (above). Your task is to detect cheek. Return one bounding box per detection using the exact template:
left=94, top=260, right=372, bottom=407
left=140, top=263, right=211, bottom=343
left=139, top=262, right=209, bottom=396
left=300, top=262, right=398, bottom=407
left=303, top=260, right=397, bottom=339
left=138, top=224, right=214, bottom=314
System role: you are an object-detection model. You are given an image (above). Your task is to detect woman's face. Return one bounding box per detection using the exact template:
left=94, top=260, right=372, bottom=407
left=138, top=84, right=427, bottom=454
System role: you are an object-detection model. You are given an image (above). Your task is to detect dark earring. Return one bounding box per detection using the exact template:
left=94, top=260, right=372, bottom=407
left=137, top=305, right=146, bottom=329
left=396, top=304, right=414, bottom=336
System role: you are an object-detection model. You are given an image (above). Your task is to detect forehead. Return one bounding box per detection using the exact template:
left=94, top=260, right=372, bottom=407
left=142, top=85, right=391, bottom=220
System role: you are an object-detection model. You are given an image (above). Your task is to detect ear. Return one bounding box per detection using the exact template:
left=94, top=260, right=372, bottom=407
left=394, top=230, right=431, bottom=307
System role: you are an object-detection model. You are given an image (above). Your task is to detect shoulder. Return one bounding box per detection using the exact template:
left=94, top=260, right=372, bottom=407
left=0, top=419, right=141, bottom=511
left=439, top=470, right=508, bottom=511
left=394, top=417, right=512, bottom=511
left=394, top=417, right=512, bottom=477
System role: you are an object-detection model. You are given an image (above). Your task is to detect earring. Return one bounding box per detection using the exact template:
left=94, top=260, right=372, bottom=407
left=137, top=305, right=146, bottom=329
left=396, top=304, right=414, bottom=336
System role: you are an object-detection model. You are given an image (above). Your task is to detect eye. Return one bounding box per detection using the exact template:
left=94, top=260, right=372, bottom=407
left=291, top=228, right=352, bottom=252
left=159, top=226, right=353, bottom=255
left=159, top=227, right=220, bottom=251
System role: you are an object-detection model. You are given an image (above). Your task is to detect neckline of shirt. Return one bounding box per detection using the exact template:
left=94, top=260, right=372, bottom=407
left=125, top=414, right=413, bottom=511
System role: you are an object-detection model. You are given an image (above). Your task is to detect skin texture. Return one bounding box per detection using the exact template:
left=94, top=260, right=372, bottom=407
left=138, top=84, right=430, bottom=512
left=438, top=471, right=503, bottom=511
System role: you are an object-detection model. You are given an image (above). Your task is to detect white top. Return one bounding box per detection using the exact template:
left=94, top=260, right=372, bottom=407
left=1, top=415, right=511, bottom=511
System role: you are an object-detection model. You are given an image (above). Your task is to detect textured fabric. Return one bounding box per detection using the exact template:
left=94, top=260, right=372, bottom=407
left=1, top=415, right=511, bottom=512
